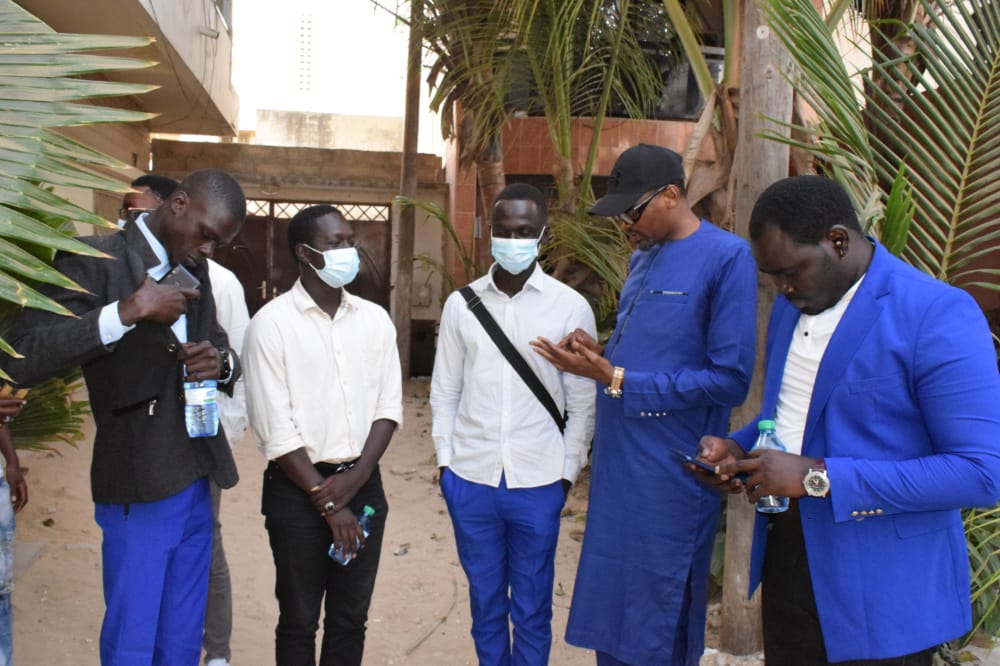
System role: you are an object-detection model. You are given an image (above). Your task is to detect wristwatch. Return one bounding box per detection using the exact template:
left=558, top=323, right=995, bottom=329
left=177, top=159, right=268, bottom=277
left=217, top=346, right=233, bottom=382
left=603, top=366, right=624, bottom=398
left=803, top=459, right=830, bottom=498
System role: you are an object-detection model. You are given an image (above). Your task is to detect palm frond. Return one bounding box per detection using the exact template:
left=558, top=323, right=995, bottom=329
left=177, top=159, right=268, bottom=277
left=862, top=1, right=1000, bottom=289
left=0, top=0, right=157, bottom=448
left=0, top=1, right=154, bottom=320
left=761, top=0, right=881, bottom=228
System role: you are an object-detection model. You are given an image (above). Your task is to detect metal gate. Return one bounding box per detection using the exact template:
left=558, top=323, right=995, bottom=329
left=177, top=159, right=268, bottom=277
left=212, top=199, right=391, bottom=315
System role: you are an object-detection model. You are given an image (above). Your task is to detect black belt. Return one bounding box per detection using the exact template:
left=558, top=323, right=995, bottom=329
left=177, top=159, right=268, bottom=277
left=267, top=459, right=359, bottom=477
left=315, top=459, right=359, bottom=475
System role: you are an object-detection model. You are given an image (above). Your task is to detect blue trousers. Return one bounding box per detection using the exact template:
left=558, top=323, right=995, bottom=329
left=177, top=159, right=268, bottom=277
left=95, top=477, right=213, bottom=666
left=441, top=469, right=564, bottom=666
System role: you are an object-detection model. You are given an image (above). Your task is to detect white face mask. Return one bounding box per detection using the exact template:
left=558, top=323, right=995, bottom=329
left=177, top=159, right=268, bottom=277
left=491, top=228, right=544, bottom=275
left=304, top=245, right=360, bottom=288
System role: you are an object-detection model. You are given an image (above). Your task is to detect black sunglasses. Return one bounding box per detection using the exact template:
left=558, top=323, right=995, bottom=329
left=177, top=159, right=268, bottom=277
left=615, top=184, right=670, bottom=225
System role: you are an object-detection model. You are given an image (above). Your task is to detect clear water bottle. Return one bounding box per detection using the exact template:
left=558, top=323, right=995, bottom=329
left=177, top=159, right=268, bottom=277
left=183, top=379, right=219, bottom=438
left=753, top=419, right=789, bottom=514
left=328, top=505, right=375, bottom=565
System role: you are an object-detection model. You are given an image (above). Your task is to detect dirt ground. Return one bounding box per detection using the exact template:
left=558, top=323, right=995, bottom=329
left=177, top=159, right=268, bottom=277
left=7, top=379, right=997, bottom=665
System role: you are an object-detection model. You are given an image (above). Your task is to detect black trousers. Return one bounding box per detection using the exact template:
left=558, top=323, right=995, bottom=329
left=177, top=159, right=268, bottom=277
left=262, top=461, right=388, bottom=666
left=761, top=500, right=935, bottom=666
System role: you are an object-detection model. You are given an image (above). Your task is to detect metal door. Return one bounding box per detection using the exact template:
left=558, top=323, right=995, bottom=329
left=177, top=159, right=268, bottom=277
left=212, top=200, right=391, bottom=315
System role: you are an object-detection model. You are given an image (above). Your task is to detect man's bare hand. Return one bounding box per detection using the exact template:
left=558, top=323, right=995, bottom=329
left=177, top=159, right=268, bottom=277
left=560, top=328, right=603, bottom=355
left=530, top=331, right=612, bottom=383
left=310, top=469, right=363, bottom=516
left=119, top=276, right=199, bottom=326
left=723, top=450, right=815, bottom=504
left=5, top=463, right=26, bottom=513
left=0, top=398, right=26, bottom=422
left=696, top=435, right=747, bottom=494
left=325, top=507, right=365, bottom=560
left=179, top=341, right=222, bottom=381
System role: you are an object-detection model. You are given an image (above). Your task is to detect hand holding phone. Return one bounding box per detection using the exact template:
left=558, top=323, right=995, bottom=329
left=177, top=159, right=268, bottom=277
left=671, top=448, right=718, bottom=474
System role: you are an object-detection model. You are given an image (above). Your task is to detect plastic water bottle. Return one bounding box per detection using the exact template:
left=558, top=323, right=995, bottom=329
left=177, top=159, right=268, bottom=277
left=183, top=379, right=219, bottom=438
left=328, top=505, right=375, bottom=565
left=753, top=419, right=789, bottom=514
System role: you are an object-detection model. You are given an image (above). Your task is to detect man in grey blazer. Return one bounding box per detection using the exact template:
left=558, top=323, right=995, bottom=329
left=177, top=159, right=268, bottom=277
left=3, top=168, right=246, bottom=665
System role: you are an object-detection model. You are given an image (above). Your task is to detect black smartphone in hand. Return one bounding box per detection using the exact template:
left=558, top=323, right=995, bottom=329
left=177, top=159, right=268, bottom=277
left=670, top=448, right=718, bottom=474
left=158, top=264, right=200, bottom=290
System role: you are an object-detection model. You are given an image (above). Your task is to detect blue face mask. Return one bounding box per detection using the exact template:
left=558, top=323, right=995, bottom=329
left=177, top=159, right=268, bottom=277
left=491, top=229, right=543, bottom=275
left=304, top=245, right=360, bottom=288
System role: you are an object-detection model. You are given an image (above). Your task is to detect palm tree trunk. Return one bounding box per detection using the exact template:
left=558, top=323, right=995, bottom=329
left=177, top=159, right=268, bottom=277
left=721, top=0, right=794, bottom=654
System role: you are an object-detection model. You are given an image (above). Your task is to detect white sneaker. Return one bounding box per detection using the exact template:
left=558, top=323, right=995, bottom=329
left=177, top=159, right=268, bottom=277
left=206, top=659, right=231, bottom=666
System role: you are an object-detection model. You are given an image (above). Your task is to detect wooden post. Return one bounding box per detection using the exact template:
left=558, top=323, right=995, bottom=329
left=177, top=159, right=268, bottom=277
left=720, top=0, right=793, bottom=655
left=396, top=0, right=422, bottom=379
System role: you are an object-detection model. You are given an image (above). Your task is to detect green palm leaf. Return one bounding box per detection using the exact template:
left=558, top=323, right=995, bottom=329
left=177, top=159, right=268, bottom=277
left=861, top=3, right=1000, bottom=290
left=760, top=0, right=881, bottom=228
left=0, top=1, right=154, bottom=316
left=0, top=0, right=156, bottom=451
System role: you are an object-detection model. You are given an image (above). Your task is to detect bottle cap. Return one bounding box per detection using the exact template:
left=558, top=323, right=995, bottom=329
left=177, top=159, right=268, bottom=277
left=362, top=505, right=375, bottom=517
left=758, top=419, right=776, bottom=430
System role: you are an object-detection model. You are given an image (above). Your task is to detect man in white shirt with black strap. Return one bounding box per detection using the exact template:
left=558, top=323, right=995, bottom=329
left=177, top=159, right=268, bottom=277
left=431, top=183, right=596, bottom=666
left=243, top=204, right=402, bottom=666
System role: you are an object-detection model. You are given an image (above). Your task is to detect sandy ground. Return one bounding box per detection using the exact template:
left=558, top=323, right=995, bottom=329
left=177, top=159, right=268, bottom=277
left=6, top=379, right=997, bottom=665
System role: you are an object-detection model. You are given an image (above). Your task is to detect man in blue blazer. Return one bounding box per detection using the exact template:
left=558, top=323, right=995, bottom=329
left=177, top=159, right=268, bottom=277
left=699, top=176, right=1000, bottom=664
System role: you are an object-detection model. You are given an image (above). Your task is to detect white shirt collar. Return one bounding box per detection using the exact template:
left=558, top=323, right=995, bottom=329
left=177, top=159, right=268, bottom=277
left=290, top=278, right=359, bottom=317
left=134, top=213, right=170, bottom=281
left=484, top=262, right=545, bottom=295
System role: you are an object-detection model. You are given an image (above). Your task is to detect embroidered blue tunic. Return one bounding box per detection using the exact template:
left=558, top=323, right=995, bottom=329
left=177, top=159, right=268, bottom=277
left=565, top=221, right=758, bottom=665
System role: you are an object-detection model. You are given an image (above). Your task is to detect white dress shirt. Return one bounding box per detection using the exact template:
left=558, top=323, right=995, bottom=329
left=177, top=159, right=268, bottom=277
left=208, top=259, right=250, bottom=440
left=775, top=276, right=865, bottom=454
left=430, top=263, right=597, bottom=488
left=244, top=279, right=403, bottom=463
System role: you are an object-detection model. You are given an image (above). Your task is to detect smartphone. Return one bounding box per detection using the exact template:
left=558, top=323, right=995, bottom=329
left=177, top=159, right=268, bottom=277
left=158, top=264, right=200, bottom=290
left=670, top=448, right=718, bottom=474
left=0, top=383, right=29, bottom=400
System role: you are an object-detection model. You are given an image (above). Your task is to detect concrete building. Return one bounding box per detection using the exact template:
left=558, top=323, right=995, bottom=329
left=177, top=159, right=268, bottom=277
left=15, top=0, right=239, bottom=220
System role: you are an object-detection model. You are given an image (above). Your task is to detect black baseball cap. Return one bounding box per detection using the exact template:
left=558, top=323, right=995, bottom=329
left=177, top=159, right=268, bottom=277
left=590, top=144, right=686, bottom=217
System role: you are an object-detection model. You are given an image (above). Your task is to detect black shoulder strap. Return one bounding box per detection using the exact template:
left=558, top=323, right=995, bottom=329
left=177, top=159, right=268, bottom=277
left=459, top=286, right=565, bottom=433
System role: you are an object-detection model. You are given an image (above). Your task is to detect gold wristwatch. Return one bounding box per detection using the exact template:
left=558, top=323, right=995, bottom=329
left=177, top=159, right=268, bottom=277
left=603, top=366, right=625, bottom=398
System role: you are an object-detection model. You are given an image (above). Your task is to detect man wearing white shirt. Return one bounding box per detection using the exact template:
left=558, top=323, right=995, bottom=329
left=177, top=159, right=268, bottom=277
left=243, top=204, right=402, bottom=666
left=431, top=183, right=596, bottom=666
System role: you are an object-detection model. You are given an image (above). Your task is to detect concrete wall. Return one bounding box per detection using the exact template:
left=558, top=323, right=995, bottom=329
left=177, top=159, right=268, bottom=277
left=255, top=110, right=404, bottom=153
left=16, top=0, right=239, bottom=136
left=151, top=139, right=449, bottom=324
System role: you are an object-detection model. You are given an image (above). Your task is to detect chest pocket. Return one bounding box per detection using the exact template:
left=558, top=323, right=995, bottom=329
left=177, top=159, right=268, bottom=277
left=647, top=289, right=689, bottom=304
